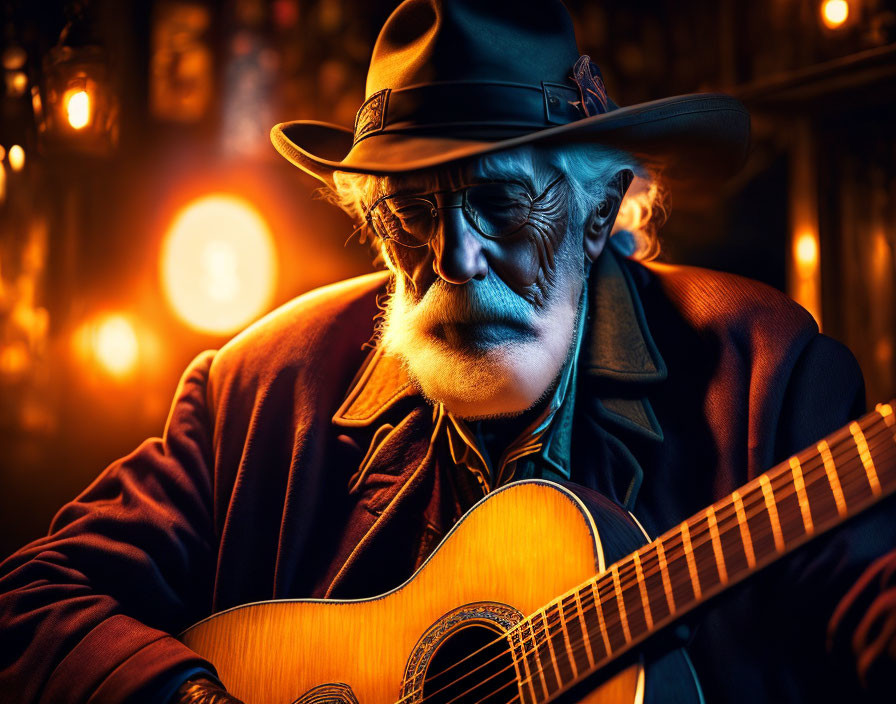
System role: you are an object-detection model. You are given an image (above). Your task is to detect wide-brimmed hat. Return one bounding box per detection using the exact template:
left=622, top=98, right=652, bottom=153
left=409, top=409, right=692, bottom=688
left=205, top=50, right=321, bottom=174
left=271, top=0, right=750, bottom=188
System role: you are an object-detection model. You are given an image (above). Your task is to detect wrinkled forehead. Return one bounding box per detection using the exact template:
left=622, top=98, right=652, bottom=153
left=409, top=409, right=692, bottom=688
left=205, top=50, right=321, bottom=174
left=371, top=147, right=545, bottom=197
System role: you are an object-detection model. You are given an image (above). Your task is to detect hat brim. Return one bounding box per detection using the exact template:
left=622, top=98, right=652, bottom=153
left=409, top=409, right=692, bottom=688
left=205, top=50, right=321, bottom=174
left=271, top=93, right=749, bottom=189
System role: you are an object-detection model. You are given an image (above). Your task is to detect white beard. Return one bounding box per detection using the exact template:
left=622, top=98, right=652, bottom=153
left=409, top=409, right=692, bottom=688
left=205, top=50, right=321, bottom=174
left=379, top=267, right=582, bottom=420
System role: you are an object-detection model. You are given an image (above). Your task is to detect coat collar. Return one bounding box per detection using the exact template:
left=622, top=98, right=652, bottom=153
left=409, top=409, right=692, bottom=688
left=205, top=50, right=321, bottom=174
left=581, top=246, right=665, bottom=446
left=332, top=245, right=666, bottom=440
left=584, top=242, right=666, bottom=385
left=332, top=345, right=416, bottom=427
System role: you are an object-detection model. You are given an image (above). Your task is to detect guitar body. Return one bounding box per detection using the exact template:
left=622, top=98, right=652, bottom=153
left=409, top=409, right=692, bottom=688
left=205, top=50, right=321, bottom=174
left=182, top=481, right=697, bottom=704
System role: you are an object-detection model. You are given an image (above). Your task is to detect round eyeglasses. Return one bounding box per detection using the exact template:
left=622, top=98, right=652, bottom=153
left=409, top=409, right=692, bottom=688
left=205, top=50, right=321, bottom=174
left=363, top=175, right=564, bottom=248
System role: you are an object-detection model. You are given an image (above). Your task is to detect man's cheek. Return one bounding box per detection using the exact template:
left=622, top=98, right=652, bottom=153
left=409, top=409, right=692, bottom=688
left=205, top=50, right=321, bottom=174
left=384, top=242, right=435, bottom=298
left=495, top=217, right=570, bottom=294
left=491, top=239, right=544, bottom=288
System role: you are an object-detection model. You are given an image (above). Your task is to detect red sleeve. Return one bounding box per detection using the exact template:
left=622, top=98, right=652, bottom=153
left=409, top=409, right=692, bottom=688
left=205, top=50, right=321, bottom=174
left=0, top=351, right=220, bottom=704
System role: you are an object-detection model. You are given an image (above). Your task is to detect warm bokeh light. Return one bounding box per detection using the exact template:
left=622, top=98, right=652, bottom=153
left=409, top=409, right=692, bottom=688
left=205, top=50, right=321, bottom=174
left=95, top=315, right=139, bottom=376
left=0, top=342, right=29, bottom=378
left=161, top=194, right=277, bottom=335
left=795, top=231, right=819, bottom=271
left=872, top=230, right=890, bottom=277
left=76, top=314, right=140, bottom=377
left=821, top=0, right=849, bottom=29
left=8, top=144, right=25, bottom=172
left=10, top=71, right=28, bottom=96
left=792, top=227, right=821, bottom=326
left=66, top=89, right=91, bottom=129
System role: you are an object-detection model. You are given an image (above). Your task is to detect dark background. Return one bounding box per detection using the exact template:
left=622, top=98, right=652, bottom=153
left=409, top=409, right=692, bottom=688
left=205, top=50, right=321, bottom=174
left=1, top=0, right=895, bottom=558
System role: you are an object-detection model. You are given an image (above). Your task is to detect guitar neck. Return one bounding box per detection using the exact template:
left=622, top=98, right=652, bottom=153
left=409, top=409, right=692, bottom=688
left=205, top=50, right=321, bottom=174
left=508, top=403, right=896, bottom=704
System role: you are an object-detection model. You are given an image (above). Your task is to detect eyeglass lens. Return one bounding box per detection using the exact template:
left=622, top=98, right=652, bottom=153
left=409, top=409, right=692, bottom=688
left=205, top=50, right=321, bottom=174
left=369, top=182, right=535, bottom=247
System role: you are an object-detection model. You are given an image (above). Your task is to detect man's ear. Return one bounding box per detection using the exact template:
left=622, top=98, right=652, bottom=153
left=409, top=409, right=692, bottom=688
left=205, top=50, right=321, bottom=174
left=583, top=169, right=634, bottom=262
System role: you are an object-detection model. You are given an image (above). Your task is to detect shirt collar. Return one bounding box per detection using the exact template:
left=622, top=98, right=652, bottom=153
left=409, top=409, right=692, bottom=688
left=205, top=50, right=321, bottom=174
left=332, top=245, right=666, bottom=439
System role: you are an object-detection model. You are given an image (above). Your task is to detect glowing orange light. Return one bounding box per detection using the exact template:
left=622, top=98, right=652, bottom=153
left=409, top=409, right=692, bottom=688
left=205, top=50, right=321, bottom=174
left=875, top=337, right=893, bottom=365
left=87, top=314, right=140, bottom=377
left=8, top=144, right=24, bottom=172
left=791, top=227, right=821, bottom=326
left=66, top=89, right=91, bottom=129
left=821, top=0, right=849, bottom=29
left=794, top=231, right=818, bottom=272
left=161, top=194, right=277, bottom=335
left=10, top=71, right=27, bottom=96
left=0, top=342, right=29, bottom=377
left=872, top=230, right=890, bottom=276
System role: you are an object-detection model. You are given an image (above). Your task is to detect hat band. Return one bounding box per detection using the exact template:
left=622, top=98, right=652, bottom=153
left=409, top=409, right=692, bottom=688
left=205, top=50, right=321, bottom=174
left=352, top=80, right=603, bottom=146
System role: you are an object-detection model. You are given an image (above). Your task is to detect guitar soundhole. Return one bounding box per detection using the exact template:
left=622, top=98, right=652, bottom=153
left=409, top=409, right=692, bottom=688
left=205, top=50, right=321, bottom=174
left=421, top=622, right=517, bottom=704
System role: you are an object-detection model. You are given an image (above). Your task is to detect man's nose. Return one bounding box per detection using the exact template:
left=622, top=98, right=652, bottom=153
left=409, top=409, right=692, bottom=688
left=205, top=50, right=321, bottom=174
left=431, top=207, right=489, bottom=284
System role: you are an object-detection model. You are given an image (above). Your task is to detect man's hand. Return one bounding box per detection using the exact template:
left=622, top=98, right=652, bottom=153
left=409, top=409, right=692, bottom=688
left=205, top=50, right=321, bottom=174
left=173, top=676, right=245, bottom=704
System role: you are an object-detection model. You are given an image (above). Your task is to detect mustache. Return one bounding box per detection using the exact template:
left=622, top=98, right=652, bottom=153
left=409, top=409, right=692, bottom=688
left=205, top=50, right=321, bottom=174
left=405, top=276, right=534, bottom=328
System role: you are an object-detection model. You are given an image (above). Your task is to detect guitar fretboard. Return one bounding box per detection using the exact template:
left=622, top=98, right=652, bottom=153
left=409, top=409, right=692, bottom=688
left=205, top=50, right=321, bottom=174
left=506, top=403, right=896, bottom=704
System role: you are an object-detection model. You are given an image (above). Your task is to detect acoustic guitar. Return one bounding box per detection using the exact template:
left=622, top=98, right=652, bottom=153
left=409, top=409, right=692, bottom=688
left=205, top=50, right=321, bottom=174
left=181, top=402, right=896, bottom=704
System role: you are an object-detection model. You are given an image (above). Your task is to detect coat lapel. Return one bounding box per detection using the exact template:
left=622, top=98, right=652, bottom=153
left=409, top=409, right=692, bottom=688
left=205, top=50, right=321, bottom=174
left=577, top=247, right=667, bottom=509
left=325, top=348, right=452, bottom=598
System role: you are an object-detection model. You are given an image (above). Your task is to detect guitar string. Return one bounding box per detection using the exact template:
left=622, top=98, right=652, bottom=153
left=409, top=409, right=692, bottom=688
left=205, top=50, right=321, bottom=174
left=416, top=449, right=896, bottom=704
left=394, top=412, right=896, bottom=702
left=407, top=436, right=896, bottom=704
left=391, top=415, right=896, bottom=704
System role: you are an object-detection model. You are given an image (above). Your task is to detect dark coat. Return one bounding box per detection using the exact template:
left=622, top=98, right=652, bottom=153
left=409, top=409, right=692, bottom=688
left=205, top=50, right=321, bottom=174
left=1, top=249, right=894, bottom=703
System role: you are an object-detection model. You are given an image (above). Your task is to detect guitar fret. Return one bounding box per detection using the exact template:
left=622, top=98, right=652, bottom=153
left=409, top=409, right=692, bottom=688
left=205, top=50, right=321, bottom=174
left=632, top=550, right=654, bottom=631
left=589, top=580, right=613, bottom=657
left=509, top=626, right=538, bottom=704
left=680, top=522, right=702, bottom=599
left=572, top=591, right=595, bottom=668
left=556, top=599, right=578, bottom=679
left=706, top=505, right=728, bottom=584
left=732, top=490, right=756, bottom=568
left=526, top=619, right=550, bottom=700
left=547, top=601, right=576, bottom=685
left=876, top=404, right=896, bottom=489
left=850, top=421, right=882, bottom=496
left=759, top=475, right=785, bottom=552
left=655, top=540, right=676, bottom=614
left=788, top=456, right=814, bottom=533
left=611, top=564, right=632, bottom=643
left=818, top=440, right=847, bottom=517
left=878, top=402, right=895, bottom=432
left=539, top=610, right=563, bottom=689
left=555, top=598, right=585, bottom=680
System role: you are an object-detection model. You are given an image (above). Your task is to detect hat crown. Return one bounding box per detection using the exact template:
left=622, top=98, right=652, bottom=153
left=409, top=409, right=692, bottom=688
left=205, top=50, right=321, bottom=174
left=366, top=0, right=580, bottom=97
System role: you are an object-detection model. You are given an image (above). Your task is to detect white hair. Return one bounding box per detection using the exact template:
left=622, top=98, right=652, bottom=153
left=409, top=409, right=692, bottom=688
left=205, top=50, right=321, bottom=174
left=327, top=143, right=666, bottom=260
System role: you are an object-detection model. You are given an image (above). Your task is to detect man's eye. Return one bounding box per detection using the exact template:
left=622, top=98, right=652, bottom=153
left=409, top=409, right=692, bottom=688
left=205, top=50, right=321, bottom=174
left=389, top=199, right=434, bottom=223
left=467, top=183, right=529, bottom=208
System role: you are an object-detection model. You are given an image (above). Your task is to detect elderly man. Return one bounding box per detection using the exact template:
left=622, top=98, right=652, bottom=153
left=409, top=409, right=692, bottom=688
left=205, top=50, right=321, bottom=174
left=2, top=1, right=895, bottom=703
